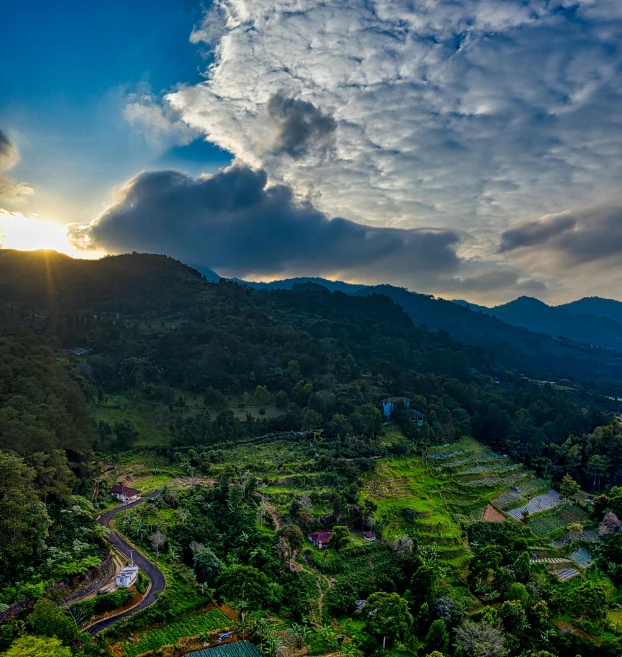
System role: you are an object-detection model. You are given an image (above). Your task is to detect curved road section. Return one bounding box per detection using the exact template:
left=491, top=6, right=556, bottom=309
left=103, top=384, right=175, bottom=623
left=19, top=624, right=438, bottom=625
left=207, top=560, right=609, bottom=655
left=89, top=491, right=165, bottom=634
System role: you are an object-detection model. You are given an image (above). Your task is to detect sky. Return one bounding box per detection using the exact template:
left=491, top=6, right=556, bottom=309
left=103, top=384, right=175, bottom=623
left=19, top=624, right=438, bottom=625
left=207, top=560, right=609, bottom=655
left=3, top=0, right=622, bottom=305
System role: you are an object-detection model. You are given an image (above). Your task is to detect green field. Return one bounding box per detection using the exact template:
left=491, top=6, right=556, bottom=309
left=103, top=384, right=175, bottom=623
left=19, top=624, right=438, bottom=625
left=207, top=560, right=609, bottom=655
left=361, top=436, right=541, bottom=563
left=121, top=608, right=231, bottom=656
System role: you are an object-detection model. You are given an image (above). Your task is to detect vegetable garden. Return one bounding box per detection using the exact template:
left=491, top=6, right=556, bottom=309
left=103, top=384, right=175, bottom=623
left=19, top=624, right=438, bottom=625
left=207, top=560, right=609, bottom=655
left=122, top=608, right=231, bottom=657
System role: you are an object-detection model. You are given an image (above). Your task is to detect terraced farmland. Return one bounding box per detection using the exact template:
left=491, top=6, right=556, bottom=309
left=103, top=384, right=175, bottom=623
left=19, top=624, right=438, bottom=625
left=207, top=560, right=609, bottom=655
left=506, top=490, right=561, bottom=520
left=122, top=608, right=231, bottom=657
left=362, top=437, right=537, bottom=563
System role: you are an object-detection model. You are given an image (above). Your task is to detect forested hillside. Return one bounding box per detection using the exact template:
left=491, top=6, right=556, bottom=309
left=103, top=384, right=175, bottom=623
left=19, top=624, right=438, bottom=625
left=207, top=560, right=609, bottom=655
left=240, top=276, right=622, bottom=382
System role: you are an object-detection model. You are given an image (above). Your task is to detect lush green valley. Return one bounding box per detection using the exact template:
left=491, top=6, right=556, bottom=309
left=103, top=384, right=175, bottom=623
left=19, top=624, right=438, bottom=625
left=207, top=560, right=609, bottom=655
left=1, top=251, right=622, bottom=657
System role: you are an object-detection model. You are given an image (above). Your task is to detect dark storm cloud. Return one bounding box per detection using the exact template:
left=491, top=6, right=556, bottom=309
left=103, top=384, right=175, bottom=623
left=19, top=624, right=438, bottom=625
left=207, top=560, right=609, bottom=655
left=266, top=93, right=337, bottom=158
left=68, top=165, right=461, bottom=281
left=0, top=129, right=32, bottom=204
left=0, top=131, right=12, bottom=157
left=499, top=205, right=622, bottom=267
left=0, top=130, right=17, bottom=171
left=499, top=214, right=578, bottom=253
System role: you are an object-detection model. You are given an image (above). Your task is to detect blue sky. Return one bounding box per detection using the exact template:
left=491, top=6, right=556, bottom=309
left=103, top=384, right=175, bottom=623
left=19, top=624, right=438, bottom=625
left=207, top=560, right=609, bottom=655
left=1, top=0, right=230, bottom=224
left=3, top=1, right=622, bottom=303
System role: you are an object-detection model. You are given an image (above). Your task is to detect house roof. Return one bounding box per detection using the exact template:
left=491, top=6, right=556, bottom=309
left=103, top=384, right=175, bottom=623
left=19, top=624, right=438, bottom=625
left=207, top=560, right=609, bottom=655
left=381, top=397, right=411, bottom=403
left=309, top=531, right=332, bottom=543
left=111, top=485, right=140, bottom=496
left=119, top=566, right=139, bottom=574
left=362, top=531, right=377, bottom=538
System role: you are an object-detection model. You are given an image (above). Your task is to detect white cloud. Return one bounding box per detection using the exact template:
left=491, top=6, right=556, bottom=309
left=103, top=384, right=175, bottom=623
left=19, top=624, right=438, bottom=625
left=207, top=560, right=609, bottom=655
left=161, top=0, right=622, bottom=300
left=124, top=85, right=201, bottom=148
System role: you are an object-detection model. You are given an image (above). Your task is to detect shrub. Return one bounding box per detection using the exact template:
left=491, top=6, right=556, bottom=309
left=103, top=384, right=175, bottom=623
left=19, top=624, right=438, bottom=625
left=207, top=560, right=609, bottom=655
left=504, top=582, right=529, bottom=607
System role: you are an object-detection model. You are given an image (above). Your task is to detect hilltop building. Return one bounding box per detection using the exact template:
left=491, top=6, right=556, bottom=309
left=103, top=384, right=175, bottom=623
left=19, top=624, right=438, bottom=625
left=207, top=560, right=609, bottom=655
left=111, top=485, right=140, bottom=503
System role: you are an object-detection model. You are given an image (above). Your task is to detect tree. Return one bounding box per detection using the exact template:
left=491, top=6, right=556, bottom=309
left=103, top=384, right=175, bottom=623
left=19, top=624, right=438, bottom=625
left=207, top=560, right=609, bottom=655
left=504, top=582, right=529, bottom=607
left=2, top=636, right=72, bottom=657
left=301, top=409, right=322, bottom=430
left=214, top=565, right=271, bottom=621
left=27, top=600, right=76, bottom=645
left=330, top=526, right=350, bottom=551
left=254, top=385, right=270, bottom=406
left=425, top=619, right=449, bottom=654
left=560, top=474, right=580, bottom=501
left=277, top=525, right=304, bottom=553
left=455, top=620, right=507, bottom=657
left=0, top=453, right=51, bottom=568
left=570, top=581, right=607, bottom=627
left=499, top=600, right=527, bottom=632
left=365, top=592, right=413, bottom=649
left=150, top=529, right=166, bottom=559
left=193, top=547, right=223, bottom=593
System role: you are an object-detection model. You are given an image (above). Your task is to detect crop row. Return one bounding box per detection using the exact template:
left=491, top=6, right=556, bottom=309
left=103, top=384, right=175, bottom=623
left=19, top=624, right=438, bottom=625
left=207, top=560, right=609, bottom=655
left=186, top=642, right=262, bottom=657
left=124, top=609, right=230, bottom=657
left=528, top=513, right=565, bottom=537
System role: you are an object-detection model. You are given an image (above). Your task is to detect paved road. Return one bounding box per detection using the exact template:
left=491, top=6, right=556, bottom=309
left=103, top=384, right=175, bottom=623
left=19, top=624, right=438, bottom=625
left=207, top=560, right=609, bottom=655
left=88, top=491, right=165, bottom=634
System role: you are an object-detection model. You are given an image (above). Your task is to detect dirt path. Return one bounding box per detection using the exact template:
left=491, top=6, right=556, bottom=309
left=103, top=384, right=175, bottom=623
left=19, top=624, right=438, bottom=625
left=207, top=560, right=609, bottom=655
left=262, top=496, right=284, bottom=531
left=262, top=495, right=332, bottom=626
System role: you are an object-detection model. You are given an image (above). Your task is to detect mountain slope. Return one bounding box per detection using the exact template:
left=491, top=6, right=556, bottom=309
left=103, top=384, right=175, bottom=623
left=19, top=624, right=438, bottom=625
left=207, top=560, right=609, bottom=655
left=559, top=296, right=622, bottom=325
left=238, top=276, right=365, bottom=294
left=0, top=249, right=205, bottom=313
left=231, top=273, right=622, bottom=380
left=457, top=296, right=622, bottom=351
left=489, top=297, right=622, bottom=349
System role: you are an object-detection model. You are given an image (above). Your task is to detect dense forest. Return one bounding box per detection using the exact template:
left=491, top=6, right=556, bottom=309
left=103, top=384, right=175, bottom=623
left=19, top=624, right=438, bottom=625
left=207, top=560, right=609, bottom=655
left=1, top=251, right=622, bottom=657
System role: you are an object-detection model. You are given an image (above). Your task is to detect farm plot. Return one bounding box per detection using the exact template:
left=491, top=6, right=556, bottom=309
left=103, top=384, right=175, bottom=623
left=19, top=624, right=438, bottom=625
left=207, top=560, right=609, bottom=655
left=569, top=548, right=593, bottom=568
left=558, top=506, right=590, bottom=524
left=507, top=490, right=561, bottom=520
left=550, top=530, right=600, bottom=549
left=527, top=512, right=565, bottom=537
left=185, top=642, right=262, bottom=657
left=495, top=478, right=550, bottom=510
left=122, top=608, right=231, bottom=657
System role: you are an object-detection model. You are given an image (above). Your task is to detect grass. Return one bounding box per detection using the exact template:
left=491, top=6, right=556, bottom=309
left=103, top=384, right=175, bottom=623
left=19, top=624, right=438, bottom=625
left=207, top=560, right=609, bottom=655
left=94, top=395, right=173, bottom=447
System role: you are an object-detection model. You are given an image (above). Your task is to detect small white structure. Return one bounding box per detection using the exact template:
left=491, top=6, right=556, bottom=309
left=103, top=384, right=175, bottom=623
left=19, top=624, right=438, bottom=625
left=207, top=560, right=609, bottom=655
left=111, top=485, right=140, bottom=503
left=116, top=565, right=139, bottom=588
left=69, top=347, right=90, bottom=357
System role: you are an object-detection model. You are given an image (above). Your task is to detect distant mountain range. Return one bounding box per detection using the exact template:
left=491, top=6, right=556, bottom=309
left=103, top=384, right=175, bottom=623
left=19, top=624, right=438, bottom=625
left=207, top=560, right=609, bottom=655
left=231, top=275, right=622, bottom=380
left=454, top=295, right=622, bottom=350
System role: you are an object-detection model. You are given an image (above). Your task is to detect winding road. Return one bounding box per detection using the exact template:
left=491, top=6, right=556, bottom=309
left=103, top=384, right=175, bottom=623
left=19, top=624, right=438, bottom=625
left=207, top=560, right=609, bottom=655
left=88, top=491, right=165, bottom=634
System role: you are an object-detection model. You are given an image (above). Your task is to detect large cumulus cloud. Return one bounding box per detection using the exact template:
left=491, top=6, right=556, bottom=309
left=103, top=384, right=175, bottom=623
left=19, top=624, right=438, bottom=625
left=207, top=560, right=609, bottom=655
left=68, top=165, right=462, bottom=285
left=162, top=0, right=622, bottom=297
left=0, top=130, right=33, bottom=205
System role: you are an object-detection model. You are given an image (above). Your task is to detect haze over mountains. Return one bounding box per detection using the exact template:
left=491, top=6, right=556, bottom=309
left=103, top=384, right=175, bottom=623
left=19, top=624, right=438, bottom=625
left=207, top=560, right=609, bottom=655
left=454, top=296, right=622, bottom=351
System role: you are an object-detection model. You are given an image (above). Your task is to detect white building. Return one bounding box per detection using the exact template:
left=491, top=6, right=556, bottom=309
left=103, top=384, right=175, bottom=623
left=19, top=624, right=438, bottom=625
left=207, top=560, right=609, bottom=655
left=116, top=565, right=139, bottom=588
left=110, top=485, right=140, bottom=503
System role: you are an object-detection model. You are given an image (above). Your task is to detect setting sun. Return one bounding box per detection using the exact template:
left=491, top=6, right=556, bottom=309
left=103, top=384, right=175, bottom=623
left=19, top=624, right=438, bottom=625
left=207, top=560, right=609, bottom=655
left=0, top=210, right=102, bottom=258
